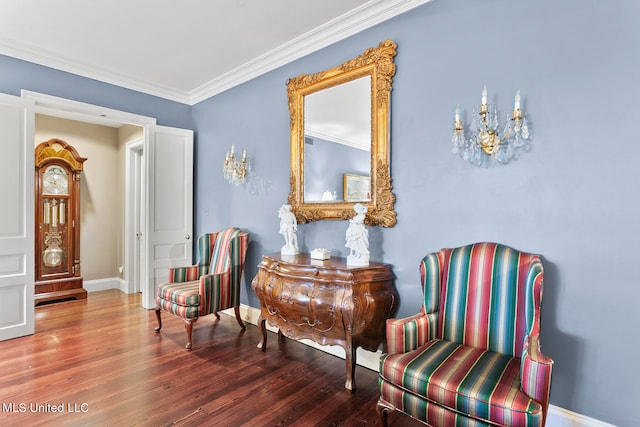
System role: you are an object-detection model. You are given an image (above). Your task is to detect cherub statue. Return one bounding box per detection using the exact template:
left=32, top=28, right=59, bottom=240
left=345, top=203, right=369, bottom=266
left=278, top=204, right=299, bottom=255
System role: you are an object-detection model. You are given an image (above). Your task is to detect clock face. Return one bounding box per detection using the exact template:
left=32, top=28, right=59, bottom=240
left=42, top=165, right=69, bottom=195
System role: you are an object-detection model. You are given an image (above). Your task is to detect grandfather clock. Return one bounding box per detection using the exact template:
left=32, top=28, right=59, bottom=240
left=34, top=139, right=87, bottom=305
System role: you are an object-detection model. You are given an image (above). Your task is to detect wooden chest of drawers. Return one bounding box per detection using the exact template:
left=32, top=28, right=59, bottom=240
left=251, top=253, right=397, bottom=391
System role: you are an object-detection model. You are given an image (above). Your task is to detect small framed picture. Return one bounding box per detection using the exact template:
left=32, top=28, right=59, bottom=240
left=343, top=174, right=371, bottom=202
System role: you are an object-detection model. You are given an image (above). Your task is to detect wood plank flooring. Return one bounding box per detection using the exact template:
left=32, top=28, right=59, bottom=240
left=0, top=290, right=420, bottom=427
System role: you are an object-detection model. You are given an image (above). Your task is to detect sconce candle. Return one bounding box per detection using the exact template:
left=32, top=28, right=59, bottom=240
left=451, top=86, right=531, bottom=166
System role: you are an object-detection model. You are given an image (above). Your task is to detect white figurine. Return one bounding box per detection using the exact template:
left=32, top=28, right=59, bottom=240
left=345, top=203, right=369, bottom=266
left=278, top=204, right=299, bottom=255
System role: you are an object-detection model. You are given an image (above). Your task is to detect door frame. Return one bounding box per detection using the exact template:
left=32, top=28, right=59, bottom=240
left=125, top=138, right=145, bottom=294
left=21, top=90, right=158, bottom=306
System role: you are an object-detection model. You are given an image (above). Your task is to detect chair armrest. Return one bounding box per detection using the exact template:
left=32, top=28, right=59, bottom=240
left=169, top=265, right=208, bottom=283
left=521, top=334, right=553, bottom=416
left=386, top=311, right=437, bottom=354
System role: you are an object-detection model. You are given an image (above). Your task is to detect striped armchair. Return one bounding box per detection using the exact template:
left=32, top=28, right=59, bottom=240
left=154, top=228, right=249, bottom=349
left=377, top=242, right=553, bottom=426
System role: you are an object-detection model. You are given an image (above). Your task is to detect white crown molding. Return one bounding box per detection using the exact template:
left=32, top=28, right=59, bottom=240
left=189, top=0, right=433, bottom=104
left=0, top=37, right=193, bottom=105
left=1, top=0, right=432, bottom=105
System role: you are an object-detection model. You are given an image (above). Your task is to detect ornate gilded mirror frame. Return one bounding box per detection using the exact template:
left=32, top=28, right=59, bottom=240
left=287, top=39, right=397, bottom=227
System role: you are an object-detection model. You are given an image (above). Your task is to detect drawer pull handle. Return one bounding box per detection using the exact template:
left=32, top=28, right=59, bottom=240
left=301, top=316, right=322, bottom=327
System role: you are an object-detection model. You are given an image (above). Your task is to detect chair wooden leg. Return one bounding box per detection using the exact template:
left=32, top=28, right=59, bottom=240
left=376, top=399, right=393, bottom=427
left=154, top=308, right=162, bottom=332
left=184, top=319, right=197, bottom=350
left=234, top=305, right=246, bottom=329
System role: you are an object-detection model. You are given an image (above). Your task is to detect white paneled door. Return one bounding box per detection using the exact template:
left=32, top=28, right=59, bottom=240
left=143, top=125, right=193, bottom=309
left=0, top=93, right=34, bottom=341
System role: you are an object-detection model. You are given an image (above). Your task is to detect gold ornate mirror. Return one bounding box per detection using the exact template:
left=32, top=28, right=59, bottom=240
left=287, top=39, right=397, bottom=227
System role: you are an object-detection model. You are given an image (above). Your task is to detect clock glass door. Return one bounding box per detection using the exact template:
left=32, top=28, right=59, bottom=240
left=38, top=164, right=72, bottom=280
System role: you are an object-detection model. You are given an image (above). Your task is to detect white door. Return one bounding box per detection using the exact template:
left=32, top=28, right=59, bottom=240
left=0, top=93, right=34, bottom=341
left=143, top=125, right=193, bottom=309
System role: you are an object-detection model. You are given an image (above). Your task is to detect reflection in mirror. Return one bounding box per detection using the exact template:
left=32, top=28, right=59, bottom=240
left=287, top=40, right=397, bottom=227
left=304, top=76, right=371, bottom=203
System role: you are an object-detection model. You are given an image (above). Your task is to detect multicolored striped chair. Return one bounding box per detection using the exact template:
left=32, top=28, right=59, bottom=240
left=154, top=228, right=249, bottom=349
left=377, top=242, right=553, bottom=426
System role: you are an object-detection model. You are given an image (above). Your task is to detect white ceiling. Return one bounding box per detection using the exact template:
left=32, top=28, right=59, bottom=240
left=0, top=0, right=431, bottom=105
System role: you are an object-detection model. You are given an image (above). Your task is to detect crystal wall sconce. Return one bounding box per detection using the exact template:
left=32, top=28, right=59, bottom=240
left=452, top=86, right=531, bottom=166
left=223, top=145, right=248, bottom=185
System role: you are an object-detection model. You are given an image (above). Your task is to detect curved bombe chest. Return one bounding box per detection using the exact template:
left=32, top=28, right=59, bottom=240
left=252, top=253, right=397, bottom=391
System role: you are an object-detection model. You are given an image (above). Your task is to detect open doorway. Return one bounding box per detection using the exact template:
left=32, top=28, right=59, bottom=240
left=25, top=89, right=154, bottom=309
left=34, top=113, right=145, bottom=301
left=23, top=90, right=194, bottom=312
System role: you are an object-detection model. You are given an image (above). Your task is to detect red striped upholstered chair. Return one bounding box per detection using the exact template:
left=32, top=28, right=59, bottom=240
left=154, top=227, right=249, bottom=349
left=377, top=242, right=553, bottom=426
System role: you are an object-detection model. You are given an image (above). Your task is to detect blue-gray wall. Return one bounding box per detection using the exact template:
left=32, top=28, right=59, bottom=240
left=192, top=1, right=639, bottom=425
left=1, top=0, right=638, bottom=425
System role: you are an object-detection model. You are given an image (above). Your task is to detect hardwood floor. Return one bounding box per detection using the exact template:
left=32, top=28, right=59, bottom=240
left=0, top=290, right=421, bottom=427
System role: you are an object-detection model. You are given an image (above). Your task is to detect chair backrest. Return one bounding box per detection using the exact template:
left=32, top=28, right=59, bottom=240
left=209, top=227, right=249, bottom=307
left=190, top=233, right=218, bottom=277
left=209, top=227, right=249, bottom=283
left=421, top=242, right=543, bottom=357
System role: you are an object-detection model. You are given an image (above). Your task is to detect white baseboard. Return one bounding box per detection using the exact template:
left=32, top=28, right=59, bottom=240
left=83, top=277, right=135, bottom=294
left=83, top=277, right=121, bottom=293
left=222, top=304, right=613, bottom=427
left=546, top=406, right=616, bottom=427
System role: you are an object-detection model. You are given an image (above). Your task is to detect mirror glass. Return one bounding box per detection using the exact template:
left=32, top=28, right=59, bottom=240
left=287, top=40, right=397, bottom=227
left=303, top=76, right=371, bottom=203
